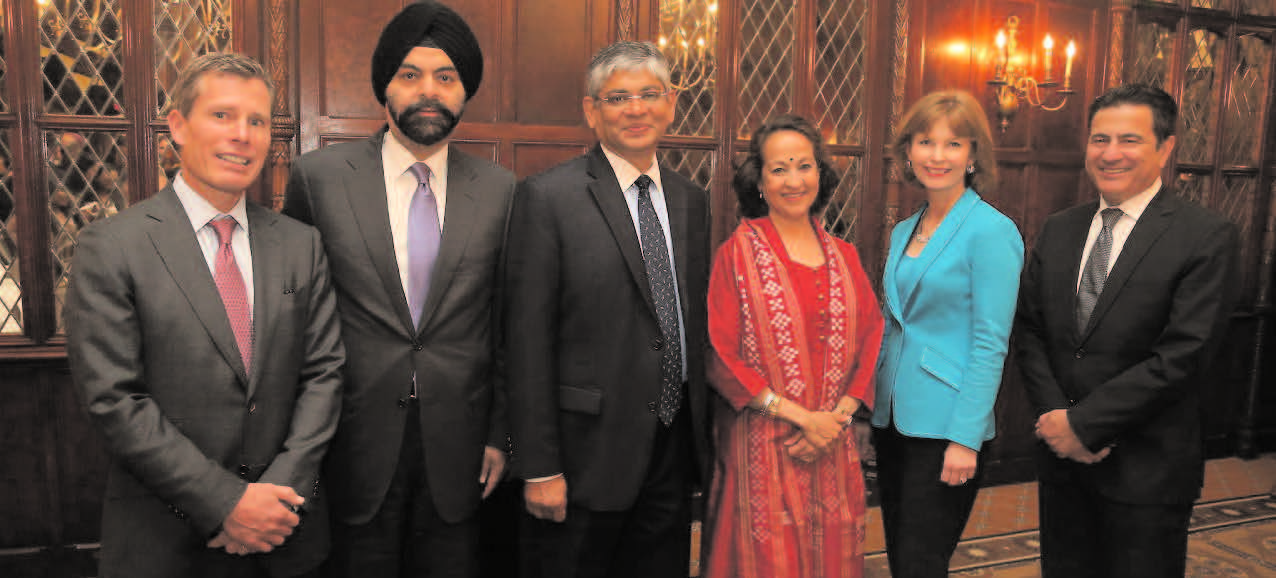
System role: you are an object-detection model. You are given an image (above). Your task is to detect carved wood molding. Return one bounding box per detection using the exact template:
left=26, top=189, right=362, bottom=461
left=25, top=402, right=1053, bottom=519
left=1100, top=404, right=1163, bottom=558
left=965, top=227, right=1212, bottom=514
left=617, top=0, right=637, bottom=41
left=888, top=0, right=908, bottom=185
left=1106, top=0, right=1135, bottom=89
left=269, top=0, right=291, bottom=116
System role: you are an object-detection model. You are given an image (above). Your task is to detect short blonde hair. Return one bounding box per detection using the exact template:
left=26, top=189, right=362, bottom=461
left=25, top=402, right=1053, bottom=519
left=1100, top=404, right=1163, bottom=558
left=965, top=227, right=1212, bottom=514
left=166, top=53, right=274, bottom=117
left=894, top=90, right=998, bottom=194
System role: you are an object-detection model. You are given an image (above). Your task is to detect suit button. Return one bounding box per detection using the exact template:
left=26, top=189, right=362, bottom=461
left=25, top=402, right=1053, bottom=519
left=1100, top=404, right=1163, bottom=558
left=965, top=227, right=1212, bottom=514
left=238, top=464, right=250, bottom=478
left=647, top=401, right=657, bottom=413
left=1075, top=349, right=1085, bottom=359
left=247, top=400, right=257, bottom=413
left=413, top=343, right=424, bottom=352
left=651, top=338, right=664, bottom=350
left=398, top=398, right=408, bottom=408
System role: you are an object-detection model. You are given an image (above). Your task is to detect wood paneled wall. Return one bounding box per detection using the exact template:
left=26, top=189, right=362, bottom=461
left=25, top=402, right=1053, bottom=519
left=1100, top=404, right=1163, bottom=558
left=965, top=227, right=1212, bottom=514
left=3, top=1, right=1275, bottom=576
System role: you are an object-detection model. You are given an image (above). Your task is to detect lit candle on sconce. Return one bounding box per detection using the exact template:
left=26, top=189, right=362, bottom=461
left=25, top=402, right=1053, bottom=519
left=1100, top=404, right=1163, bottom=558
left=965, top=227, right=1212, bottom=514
left=994, top=29, right=1007, bottom=80
left=1042, top=34, right=1054, bottom=83
left=1064, top=40, right=1076, bottom=89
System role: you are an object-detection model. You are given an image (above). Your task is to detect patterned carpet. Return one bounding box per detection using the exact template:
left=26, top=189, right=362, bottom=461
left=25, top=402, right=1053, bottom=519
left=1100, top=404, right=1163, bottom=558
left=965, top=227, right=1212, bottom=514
left=862, top=454, right=1276, bottom=577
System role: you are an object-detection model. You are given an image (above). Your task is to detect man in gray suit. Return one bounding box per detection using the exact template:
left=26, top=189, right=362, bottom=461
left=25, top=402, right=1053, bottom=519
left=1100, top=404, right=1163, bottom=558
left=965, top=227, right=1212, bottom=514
left=67, top=53, right=345, bottom=578
left=282, top=2, right=514, bottom=576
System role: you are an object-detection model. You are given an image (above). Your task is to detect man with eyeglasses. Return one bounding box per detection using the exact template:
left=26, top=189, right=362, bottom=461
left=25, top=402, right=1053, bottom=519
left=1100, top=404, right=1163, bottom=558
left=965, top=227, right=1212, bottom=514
left=503, top=40, right=713, bottom=578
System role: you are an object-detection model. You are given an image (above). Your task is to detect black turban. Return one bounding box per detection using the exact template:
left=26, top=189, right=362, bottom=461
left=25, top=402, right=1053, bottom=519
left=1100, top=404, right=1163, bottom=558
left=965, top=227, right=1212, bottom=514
left=371, top=0, right=483, bottom=105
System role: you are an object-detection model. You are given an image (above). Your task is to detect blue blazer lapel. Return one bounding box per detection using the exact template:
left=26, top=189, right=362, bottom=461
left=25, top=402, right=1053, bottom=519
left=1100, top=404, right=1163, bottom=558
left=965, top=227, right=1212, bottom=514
left=144, top=188, right=249, bottom=385
left=1080, top=189, right=1175, bottom=340
left=898, top=189, right=980, bottom=313
left=882, top=210, right=916, bottom=322
left=585, top=146, right=657, bottom=316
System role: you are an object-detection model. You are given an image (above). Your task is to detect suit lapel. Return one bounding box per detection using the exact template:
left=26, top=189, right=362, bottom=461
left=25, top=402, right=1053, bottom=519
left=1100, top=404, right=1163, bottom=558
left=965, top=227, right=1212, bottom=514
left=246, top=204, right=280, bottom=398
left=660, top=164, right=692, bottom=321
left=586, top=147, right=656, bottom=313
left=1080, top=190, right=1175, bottom=340
left=882, top=211, right=915, bottom=322
left=342, top=133, right=417, bottom=336
left=416, top=147, right=479, bottom=334
left=144, top=188, right=249, bottom=385
left=898, top=189, right=979, bottom=312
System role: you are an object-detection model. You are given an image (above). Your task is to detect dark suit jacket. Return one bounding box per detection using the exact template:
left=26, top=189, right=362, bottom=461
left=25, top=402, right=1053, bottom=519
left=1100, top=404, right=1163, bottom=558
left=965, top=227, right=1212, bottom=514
left=66, top=187, right=345, bottom=577
left=1014, top=188, right=1239, bottom=504
left=283, top=132, right=515, bottom=525
left=504, top=145, right=712, bottom=511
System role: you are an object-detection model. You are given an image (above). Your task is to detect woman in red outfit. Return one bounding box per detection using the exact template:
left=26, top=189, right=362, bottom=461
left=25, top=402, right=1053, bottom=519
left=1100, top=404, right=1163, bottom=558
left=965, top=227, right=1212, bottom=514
left=704, top=114, right=883, bottom=578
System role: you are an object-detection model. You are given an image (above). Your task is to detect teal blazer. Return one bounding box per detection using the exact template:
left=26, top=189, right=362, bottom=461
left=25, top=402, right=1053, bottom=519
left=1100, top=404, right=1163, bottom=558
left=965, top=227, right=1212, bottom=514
left=871, top=188, right=1024, bottom=451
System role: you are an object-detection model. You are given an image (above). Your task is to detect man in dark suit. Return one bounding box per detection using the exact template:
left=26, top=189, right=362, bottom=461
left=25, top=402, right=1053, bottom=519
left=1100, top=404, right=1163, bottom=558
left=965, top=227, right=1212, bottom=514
left=67, top=53, right=345, bottom=578
left=281, top=2, right=514, bottom=576
left=1014, top=84, right=1240, bottom=578
left=504, top=41, right=713, bottom=578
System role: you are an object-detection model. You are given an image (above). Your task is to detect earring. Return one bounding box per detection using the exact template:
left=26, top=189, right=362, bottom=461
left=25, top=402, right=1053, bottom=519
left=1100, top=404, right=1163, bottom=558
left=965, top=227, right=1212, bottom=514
left=966, top=164, right=975, bottom=175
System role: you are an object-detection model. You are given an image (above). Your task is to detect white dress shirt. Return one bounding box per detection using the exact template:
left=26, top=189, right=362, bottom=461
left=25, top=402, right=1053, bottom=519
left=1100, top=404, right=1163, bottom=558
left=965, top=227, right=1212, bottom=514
left=173, top=173, right=254, bottom=313
left=382, top=133, right=450, bottom=302
left=1076, top=178, right=1161, bottom=292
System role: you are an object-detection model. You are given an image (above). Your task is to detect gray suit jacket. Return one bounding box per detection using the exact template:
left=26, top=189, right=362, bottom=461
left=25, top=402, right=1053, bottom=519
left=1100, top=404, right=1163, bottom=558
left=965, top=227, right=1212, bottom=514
left=283, top=132, right=516, bottom=525
left=67, top=187, right=345, bottom=577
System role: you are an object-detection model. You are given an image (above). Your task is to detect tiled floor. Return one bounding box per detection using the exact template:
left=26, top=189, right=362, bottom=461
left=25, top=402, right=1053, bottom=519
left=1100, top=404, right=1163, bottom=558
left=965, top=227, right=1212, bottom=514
left=863, top=453, right=1276, bottom=576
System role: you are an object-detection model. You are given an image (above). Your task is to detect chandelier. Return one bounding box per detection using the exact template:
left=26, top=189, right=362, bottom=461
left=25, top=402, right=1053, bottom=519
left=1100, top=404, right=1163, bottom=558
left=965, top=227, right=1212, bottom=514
left=987, top=15, right=1077, bottom=132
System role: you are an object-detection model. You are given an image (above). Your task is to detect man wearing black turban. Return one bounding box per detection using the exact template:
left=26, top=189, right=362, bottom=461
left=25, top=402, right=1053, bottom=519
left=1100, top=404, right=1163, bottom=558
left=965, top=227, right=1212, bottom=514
left=283, top=2, right=515, bottom=576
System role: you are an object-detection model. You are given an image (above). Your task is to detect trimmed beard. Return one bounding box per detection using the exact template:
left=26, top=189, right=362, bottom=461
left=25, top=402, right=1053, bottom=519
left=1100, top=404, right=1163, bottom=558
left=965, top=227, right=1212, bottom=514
left=391, top=97, right=462, bottom=148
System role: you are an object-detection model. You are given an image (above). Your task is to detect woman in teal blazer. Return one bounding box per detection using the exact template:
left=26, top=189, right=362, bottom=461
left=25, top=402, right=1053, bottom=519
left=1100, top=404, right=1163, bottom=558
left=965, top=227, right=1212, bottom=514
left=871, top=91, right=1024, bottom=577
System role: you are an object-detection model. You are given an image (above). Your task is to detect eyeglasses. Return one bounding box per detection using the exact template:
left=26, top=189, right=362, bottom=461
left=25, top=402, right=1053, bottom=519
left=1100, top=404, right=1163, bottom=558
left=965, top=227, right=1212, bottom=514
left=593, top=90, right=670, bottom=108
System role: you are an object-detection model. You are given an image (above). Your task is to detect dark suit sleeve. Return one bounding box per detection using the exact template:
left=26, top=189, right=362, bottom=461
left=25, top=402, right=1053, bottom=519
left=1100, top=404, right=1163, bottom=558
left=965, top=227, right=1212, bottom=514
left=503, top=177, right=562, bottom=479
left=486, top=176, right=517, bottom=453
left=67, top=224, right=244, bottom=536
left=258, top=227, right=345, bottom=495
left=282, top=160, right=315, bottom=226
left=1013, top=217, right=1073, bottom=413
left=1069, top=221, right=1240, bottom=450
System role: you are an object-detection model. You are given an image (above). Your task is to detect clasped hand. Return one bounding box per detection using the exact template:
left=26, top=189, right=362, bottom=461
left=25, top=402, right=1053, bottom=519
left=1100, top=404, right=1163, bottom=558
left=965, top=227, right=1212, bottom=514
left=207, top=482, right=304, bottom=556
left=1035, top=409, right=1111, bottom=464
left=785, top=410, right=850, bottom=463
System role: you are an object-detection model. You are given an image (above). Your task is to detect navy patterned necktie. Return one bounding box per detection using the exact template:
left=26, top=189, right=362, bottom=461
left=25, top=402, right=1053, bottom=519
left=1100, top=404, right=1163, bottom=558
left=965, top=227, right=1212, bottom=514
left=1076, top=208, right=1124, bottom=332
left=635, top=175, right=683, bottom=425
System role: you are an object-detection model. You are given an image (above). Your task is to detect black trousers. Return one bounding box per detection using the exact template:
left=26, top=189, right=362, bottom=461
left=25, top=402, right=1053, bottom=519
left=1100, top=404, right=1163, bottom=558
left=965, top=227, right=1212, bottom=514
left=873, top=426, right=982, bottom=578
left=1038, top=478, right=1192, bottom=578
left=520, top=409, right=693, bottom=578
left=325, top=400, right=480, bottom=578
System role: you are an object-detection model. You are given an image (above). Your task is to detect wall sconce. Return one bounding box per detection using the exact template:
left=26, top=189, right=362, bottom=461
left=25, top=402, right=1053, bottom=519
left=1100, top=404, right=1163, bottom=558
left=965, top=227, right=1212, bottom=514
left=987, top=15, right=1076, bottom=132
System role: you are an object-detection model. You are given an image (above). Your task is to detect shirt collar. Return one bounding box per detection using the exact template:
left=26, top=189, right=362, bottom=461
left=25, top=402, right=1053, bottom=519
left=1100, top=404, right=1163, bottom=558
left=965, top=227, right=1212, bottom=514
left=383, top=130, right=449, bottom=186
left=600, top=145, right=663, bottom=194
left=1100, top=177, right=1161, bottom=222
left=173, top=172, right=249, bottom=232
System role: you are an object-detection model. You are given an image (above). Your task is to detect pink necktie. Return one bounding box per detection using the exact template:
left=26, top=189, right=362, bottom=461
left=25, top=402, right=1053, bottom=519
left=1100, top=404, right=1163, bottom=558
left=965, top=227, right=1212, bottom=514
left=211, top=217, right=253, bottom=372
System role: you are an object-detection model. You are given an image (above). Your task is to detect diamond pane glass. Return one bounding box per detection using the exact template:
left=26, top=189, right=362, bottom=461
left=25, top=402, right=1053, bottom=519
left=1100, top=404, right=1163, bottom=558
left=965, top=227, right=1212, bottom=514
left=155, top=0, right=234, bottom=115
left=738, top=0, right=794, bottom=139
left=814, top=0, right=868, bottom=146
left=820, top=156, right=862, bottom=243
left=1240, top=0, right=1275, bottom=16
left=156, top=132, right=183, bottom=190
left=1175, top=171, right=1211, bottom=205
left=658, top=148, right=714, bottom=190
left=0, top=130, right=20, bottom=334
left=1217, top=174, right=1257, bottom=291
left=1221, top=33, right=1271, bottom=167
left=660, top=0, right=716, bottom=137
left=40, top=0, right=125, bottom=116
left=46, top=130, right=129, bottom=331
left=1130, top=19, right=1174, bottom=89
left=1178, top=28, right=1222, bottom=164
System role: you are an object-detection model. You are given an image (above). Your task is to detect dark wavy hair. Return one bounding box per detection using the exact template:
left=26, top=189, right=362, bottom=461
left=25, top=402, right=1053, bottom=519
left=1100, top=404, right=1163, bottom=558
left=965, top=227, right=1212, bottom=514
left=733, top=114, right=840, bottom=219
left=1088, top=84, right=1177, bottom=146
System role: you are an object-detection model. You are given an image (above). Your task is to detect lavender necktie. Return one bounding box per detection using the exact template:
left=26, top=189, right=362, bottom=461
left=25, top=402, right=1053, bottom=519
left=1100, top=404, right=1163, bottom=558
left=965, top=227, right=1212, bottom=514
left=210, top=217, right=253, bottom=371
left=407, top=162, right=440, bottom=330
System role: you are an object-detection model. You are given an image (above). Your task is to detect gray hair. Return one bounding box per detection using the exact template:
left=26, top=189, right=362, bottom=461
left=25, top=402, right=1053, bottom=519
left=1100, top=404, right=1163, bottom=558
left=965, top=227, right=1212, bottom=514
left=167, top=53, right=274, bottom=117
left=584, top=41, right=671, bottom=97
